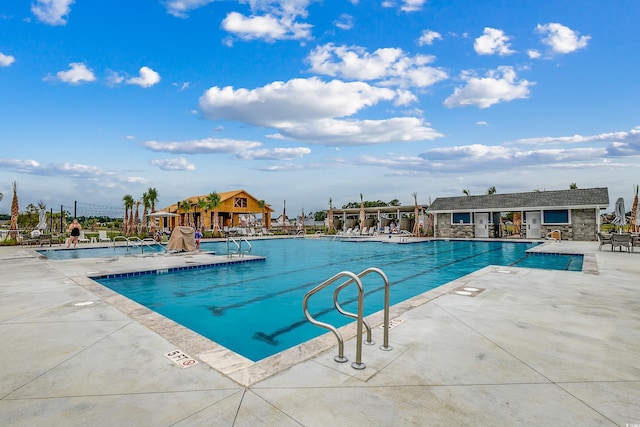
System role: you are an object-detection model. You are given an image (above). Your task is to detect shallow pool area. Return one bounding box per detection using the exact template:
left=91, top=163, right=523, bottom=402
left=38, top=244, right=167, bottom=259
left=93, top=239, right=582, bottom=361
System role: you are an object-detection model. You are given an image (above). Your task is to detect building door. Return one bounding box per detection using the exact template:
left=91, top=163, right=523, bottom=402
left=526, top=211, right=541, bottom=238
left=475, top=213, right=489, bottom=238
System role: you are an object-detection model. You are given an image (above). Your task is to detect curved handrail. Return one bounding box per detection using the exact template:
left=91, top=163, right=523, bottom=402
left=112, top=235, right=166, bottom=253
left=227, top=236, right=252, bottom=258
left=333, top=267, right=392, bottom=351
left=294, top=230, right=305, bottom=238
left=303, top=271, right=365, bottom=369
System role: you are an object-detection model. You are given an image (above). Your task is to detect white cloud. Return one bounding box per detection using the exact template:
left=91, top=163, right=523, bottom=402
left=31, top=0, right=74, bottom=25
left=46, top=62, right=96, bottom=84
left=142, top=137, right=311, bottom=160
left=401, top=0, right=425, bottom=12
left=474, top=28, right=515, bottom=56
left=105, top=70, right=124, bottom=86
left=276, top=117, right=443, bottom=145
left=307, top=43, right=447, bottom=88
left=536, top=23, right=590, bottom=54
left=143, top=138, right=262, bottom=154
left=418, top=30, right=442, bottom=46
left=200, top=77, right=398, bottom=125
left=0, top=52, right=16, bottom=67
left=163, top=0, right=215, bottom=18
left=527, top=49, right=541, bottom=59
left=444, top=66, right=533, bottom=109
left=334, top=13, right=353, bottom=30
left=199, top=77, right=441, bottom=145
left=126, top=66, right=161, bottom=88
left=222, top=1, right=313, bottom=41
left=236, top=147, right=312, bottom=160
left=150, top=157, right=196, bottom=171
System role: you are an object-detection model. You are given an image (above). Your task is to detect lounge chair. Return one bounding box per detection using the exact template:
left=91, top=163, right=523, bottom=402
left=597, top=232, right=612, bottom=251
left=261, top=228, right=273, bottom=236
left=611, top=233, right=632, bottom=252
left=78, top=231, right=90, bottom=243
left=98, top=230, right=111, bottom=242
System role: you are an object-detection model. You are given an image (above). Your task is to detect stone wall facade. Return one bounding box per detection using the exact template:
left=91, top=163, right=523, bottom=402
left=434, top=208, right=599, bottom=241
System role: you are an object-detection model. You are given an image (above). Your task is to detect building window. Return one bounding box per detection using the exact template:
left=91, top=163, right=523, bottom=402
left=452, top=212, right=471, bottom=224
left=543, top=209, right=569, bottom=224
left=234, top=197, right=248, bottom=208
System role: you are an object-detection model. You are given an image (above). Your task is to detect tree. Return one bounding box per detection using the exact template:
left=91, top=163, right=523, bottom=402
left=463, top=189, right=471, bottom=196
left=487, top=186, right=496, bottom=195
left=10, top=181, right=19, bottom=240
left=206, top=192, right=221, bottom=232
left=146, top=187, right=159, bottom=232
left=141, top=191, right=150, bottom=235
left=257, top=199, right=266, bottom=228
left=569, top=183, right=578, bottom=189
left=196, top=197, right=209, bottom=229
left=122, top=194, right=134, bottom=236
left=178, top=200, right=192, bottom=226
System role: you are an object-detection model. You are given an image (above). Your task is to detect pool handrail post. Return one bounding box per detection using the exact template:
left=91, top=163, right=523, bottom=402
left=303, top=271, right=365, bottom=366
left=334, top=267, right=392, bottom=352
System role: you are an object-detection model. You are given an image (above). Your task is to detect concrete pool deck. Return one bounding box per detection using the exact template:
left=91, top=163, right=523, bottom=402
left=1, top=239, right=639, bottom=426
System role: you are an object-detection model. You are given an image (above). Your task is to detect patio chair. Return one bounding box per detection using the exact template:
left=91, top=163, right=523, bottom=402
left=596, top=232, right=612, bottom=251
left=611, top=233, right=632, bottom=252
left=78, top=231, right=90, bottom=243
left=98, top=230, right=111, bottom=242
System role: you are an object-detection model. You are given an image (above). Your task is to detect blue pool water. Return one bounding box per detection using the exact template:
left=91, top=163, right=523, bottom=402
left=39, top=244, right=166, bottom=259
left=93, top=239, right=582, bottom=361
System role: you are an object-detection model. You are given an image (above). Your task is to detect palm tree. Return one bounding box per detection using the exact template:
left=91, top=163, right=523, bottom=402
left=146, top=187, right=159, bottom=233
left=463, top=189, right=471, bottom=196
left=569, top=183, right=578, bottom=189
left=487, top=186, right=496, bottom=195
left=257, top=199, right=266, bottom=229
left=141, top=191, right=150, bottom=235
left=178, top=200, right=192, bottom=226
left=196, top=197, right=208, bottom=229
left=122, top=194, right=134, bottom=236
left=10, top=181, right=18, bottom=240
left=133, top=199, right=141, bottom=235
left=206, top=192, right=222, bottom=233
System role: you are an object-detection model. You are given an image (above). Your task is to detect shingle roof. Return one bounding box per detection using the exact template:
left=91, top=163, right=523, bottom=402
left=428, top=187, right=609, bottom=212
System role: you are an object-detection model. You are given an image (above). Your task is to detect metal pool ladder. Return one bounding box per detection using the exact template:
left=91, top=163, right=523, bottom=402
left=226, top=236, right=251, bottom=258
left=302, top=267, right=392, bottom=370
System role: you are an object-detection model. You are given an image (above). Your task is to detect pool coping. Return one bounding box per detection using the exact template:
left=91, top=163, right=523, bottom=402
left=67, top=239, right=595, bottom=387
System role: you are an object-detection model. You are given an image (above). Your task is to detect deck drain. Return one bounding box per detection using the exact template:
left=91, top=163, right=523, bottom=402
left=380, top=318, right=404, bottom=329
left=451, top=286, right=485, bottom=297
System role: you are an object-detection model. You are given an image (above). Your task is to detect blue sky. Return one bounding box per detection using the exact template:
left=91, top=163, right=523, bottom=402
left=1, top=0, right=639, bottom=217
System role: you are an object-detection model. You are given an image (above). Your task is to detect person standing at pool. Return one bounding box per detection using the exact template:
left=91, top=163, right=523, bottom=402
left=194, top=228, right=203, bottom=250
left=67, top=219, right=82, bottom=248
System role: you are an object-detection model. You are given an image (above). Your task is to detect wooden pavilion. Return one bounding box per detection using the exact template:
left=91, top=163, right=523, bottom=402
left=157, top=189, right=274, bottom=232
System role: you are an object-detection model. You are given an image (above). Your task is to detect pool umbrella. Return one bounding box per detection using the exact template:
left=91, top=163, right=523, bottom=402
left=328, top=198, right=334, bottom=233
left=412, top=192, right=419, bottom=236
left=359, top=193, right=365, bottom=233
left=282, top=200, right=287, bottom=233
left=612, top=197, right=626, bottom=232
left=37, top=208, right=47, bottom=231
left=631, top=185, right=639, bottom=233
left=300, top=208, right=305, bottom=232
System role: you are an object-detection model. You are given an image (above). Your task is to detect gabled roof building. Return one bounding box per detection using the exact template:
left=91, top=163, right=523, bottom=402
left=427, top=187, right=609, bottom=241
left=159, top=189, right=274, bottom=231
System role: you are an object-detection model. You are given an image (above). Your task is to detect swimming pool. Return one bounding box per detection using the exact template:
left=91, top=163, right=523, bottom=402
left=94, top=239, right=582, bottom=361
left=38, top=244, right=167, bottom=259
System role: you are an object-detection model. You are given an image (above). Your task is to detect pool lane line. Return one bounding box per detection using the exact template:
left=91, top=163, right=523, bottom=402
left=251, top=244, right=509, bottom=345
